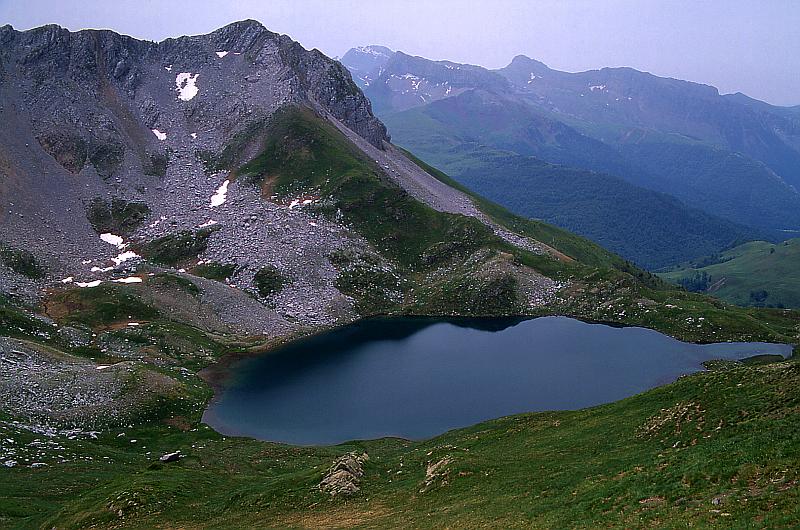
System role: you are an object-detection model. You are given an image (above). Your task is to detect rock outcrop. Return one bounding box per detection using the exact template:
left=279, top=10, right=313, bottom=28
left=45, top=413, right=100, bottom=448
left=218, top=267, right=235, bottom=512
left=420, top=456, right=453, bottom=492
left=319, top=452, right=369, bottom=496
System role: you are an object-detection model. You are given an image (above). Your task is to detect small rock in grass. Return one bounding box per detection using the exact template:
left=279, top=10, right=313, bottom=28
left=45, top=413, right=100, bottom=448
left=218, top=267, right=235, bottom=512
left=159, top=450, right=181, bottom=463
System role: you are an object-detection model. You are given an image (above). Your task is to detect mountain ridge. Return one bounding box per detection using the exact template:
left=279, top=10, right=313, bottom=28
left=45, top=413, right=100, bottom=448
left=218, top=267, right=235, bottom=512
left=342, top=45, right=800, bottom=190
left=342, top=45, right=800, bottom=267
left=0, top=20, right=651, bottom=335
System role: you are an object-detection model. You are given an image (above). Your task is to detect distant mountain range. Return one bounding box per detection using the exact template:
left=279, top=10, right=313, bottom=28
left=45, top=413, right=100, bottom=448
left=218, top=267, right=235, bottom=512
left=341, top=46, right=800, bottom=269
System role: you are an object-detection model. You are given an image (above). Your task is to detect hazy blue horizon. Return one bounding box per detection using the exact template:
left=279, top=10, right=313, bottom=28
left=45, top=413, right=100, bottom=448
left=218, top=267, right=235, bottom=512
left=2, top=0, right=798, bottom=106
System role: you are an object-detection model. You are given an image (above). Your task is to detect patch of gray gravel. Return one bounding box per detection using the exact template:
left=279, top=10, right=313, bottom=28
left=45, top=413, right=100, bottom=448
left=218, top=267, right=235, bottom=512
left=0, top=336, right=175, bottom=431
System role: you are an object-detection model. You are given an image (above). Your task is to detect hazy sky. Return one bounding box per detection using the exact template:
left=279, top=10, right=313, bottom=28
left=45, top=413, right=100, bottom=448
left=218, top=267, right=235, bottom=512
left=2, top=0, right=798, bottom=106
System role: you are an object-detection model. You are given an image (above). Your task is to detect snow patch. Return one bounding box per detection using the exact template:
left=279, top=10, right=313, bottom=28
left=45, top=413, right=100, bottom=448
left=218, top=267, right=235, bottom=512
left=198, top=220, right=218, bottom=228
left=288, top=197, right=316, bottom=209
left=528, top=73, right=539, bottom=83
left=589, top=84, right=606, bottom=91
left=394, top=73, right=423, bottom=91
left=151, top=129, right=167, bottom=141
left=165, top=65, right=172, bottom=72
left=215, top=51, right=229, bottom=58
left=61, top=277, right=73, bottom=284
left=112, top=276, right=142, bottom=284
left=175, top=72, right=199, bottom=101
left=190, top=132, right=197, bottom=139
left=100, top=233, right=126, bottom=249
left=89, top=250, right=139, bottom=272
left=210, top=180, right=230, bottom=207
left=76, top=280, right=102, bottom=288
left=112, top=251, right=139, bottom=267
left=355, top=46, right=391, bottom=58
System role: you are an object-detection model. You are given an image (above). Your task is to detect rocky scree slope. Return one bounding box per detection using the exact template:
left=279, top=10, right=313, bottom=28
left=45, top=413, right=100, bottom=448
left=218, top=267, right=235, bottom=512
left=0, top=21, right=612, bottom=341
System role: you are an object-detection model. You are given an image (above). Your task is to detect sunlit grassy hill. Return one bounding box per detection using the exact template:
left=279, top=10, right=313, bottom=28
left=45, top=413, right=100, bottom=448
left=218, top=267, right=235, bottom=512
left=661, top=239, right=800, bottom=309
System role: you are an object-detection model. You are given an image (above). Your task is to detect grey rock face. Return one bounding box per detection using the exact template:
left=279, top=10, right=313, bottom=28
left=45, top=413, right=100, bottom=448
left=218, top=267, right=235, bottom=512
left=0, top=21, right=387, bottom=318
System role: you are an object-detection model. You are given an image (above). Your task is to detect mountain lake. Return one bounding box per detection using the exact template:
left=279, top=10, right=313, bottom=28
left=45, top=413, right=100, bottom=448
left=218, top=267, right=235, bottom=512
left=203, top=316, right=792, bottom=445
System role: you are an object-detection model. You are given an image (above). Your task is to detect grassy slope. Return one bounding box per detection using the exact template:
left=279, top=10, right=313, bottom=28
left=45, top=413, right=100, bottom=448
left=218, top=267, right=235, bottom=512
left=2, top=347, right=799, bottom=529
left=661, top=239, right=800, bottom=309
left=236, top=107, right=503, bottom=271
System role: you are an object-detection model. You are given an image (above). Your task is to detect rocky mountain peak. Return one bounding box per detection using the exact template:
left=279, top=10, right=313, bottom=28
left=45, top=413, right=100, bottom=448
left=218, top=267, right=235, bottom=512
left=348, top=45, right=394, bottom=59
left=1, top=20, right=389, bottom=152
left=201, top=19, right=274, bottom=51
left=497, top=55, right=554, bottom=87
left=507, top=54, right=550, bottom=71
left=340, top=45, right=396, bottom=90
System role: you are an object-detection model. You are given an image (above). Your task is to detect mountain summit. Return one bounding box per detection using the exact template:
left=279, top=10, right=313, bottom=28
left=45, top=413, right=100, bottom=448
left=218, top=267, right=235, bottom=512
left=1, top=21, right=645, bottom=337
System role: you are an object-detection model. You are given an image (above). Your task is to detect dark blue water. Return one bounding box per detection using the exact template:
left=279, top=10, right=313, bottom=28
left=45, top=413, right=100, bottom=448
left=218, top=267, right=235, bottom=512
left=203, top=316, right=791, bottom=445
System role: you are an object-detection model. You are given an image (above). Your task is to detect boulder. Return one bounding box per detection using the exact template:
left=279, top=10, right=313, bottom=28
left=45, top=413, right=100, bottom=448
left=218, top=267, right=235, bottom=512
left=319, top=451, right=368, bottom=496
